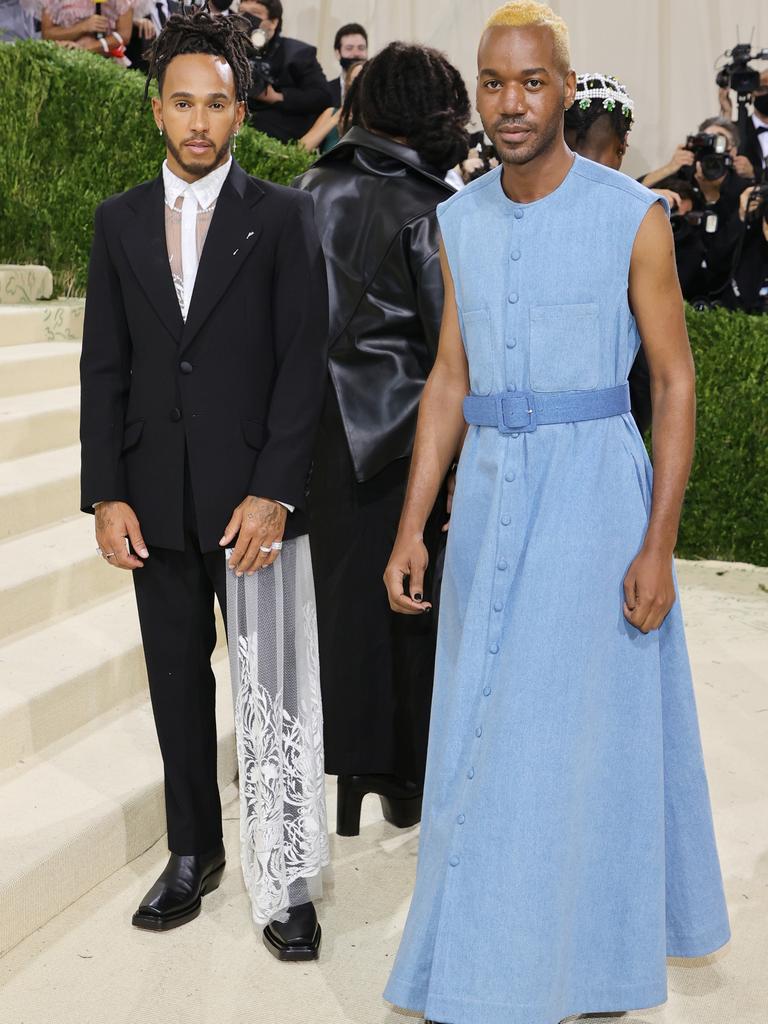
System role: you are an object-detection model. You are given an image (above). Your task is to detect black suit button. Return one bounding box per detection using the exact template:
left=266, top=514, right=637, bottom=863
left=170, top=407, right=182, bottom=422
left=180, top=361, right=193, bottom=374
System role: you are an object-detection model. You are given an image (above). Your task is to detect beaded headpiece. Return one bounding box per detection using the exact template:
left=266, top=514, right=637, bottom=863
left=575, top=73, right=634, bottom=122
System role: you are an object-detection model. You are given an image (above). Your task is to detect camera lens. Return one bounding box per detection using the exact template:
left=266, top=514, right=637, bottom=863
left=700, top=154, right=726, bottom=180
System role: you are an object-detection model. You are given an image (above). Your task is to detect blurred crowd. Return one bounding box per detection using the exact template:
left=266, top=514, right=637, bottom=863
left=1, top=0, right=767, bottom=312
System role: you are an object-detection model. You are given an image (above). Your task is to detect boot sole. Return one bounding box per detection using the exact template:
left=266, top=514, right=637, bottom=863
left=131, top=861, right=225, bottom=932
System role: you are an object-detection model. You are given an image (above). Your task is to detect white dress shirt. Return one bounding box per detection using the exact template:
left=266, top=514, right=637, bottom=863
left=751, top=112, right=768, bottom=168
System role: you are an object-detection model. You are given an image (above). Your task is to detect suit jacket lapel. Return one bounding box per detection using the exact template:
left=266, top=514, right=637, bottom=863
left=181, top=162, right=265, bottom=352
left=121, top=175, right=184, bottom=344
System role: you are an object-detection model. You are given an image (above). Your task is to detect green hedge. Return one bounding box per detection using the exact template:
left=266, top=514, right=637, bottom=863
left=0, top=43, right=766, bottom=563
left=0, top=40, right=313, bottom=294
left=678, top=307, right=767, bottom=565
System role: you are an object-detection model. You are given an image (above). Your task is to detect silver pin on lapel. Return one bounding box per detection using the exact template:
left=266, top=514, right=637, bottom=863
left=247, top=231, right=255, bottom=239
left=232, top=248, right=239, bottom=256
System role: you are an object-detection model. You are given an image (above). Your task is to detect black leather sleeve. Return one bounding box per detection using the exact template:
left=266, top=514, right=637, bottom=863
left=79, top=202, right=132, bottom=513
left=248, top=192, right=329, bottom=508
left=279, top=46, right=333, bottom=115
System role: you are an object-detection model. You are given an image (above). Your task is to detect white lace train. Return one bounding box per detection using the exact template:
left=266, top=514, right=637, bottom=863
left=226, top=535, right=329, bottom=927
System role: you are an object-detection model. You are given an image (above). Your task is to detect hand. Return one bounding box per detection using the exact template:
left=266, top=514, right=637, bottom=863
left=383, top=533, right=431, bottom=615
left=733, top=154, right=755, bottom=179
left=95, top=501, right=148, bottom=571
left=739, top=185, right=757, bottom=222
left=221, top=496, right=287, bottom=575
left=623, top=546, right=676, bottom=633
left=665, top=145, right=695, bottom=175
left=134, top=16, right=156, bottom=39
left=652, top=188, right=683, bottom=213
left=718, top=86, right=733, bottom=119
left=442, top=471, right=457, bottom=533
left=81, top=14, right=109, bottom=33
left=257, top=85, right=284, bottom=105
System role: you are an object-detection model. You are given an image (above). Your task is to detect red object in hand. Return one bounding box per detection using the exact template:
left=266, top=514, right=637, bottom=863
left=108, top=42, right=126, bottom=58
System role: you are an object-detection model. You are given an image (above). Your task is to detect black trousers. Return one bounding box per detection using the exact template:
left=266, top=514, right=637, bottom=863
left=132, top=462, right=226, bottom=855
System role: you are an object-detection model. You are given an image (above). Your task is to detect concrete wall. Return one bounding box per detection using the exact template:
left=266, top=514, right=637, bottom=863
left=281, top=0, right=768, bottom=178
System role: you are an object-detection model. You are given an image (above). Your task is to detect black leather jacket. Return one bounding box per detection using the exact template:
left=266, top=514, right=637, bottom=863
left=295, top=127, right=455, bottom=482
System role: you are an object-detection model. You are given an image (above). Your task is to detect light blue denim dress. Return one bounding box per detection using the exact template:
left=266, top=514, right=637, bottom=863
left=384, top=156, right=730, bottom=1024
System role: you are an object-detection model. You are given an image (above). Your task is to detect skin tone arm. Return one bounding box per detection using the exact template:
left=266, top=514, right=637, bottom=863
left=75, top=7, right=133, bottom=52
left=383, top=241, right=469, bottom=614
left=299, top=107, right=340, bottom=151
left=41, top=9, right=110, bottom=40
left=623, top=201, right=696, bottom=633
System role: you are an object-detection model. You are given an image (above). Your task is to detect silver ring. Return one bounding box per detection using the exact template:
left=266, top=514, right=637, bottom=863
left=259, top=545, right=271, bottom=553
left=271, top=541, right=283, bottom=551
left=104, top=552, right=116, bottom=559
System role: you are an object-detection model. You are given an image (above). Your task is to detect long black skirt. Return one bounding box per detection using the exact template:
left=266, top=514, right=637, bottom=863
left=308, top=387, right=446, bottom=785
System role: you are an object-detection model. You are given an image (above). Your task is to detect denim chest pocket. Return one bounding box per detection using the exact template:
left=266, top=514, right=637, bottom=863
left=461, top=308, right=494, bottom=396
left=529, top=303, right=600, bottom=392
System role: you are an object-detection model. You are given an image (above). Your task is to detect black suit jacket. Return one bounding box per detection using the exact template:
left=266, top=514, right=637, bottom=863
left=79, top=161, right=329, bottom=552
left=249, top=36, right=333, bottom=143
left=328, top=76, right=341, bottom=109
left=739, top=115, right=768, bottom=180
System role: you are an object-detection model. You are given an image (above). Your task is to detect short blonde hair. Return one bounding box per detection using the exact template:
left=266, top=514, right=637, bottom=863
left=485, top=2, right=571, bottom=75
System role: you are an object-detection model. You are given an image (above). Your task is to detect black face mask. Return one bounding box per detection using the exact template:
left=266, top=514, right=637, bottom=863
left=753, top=93, right=768, bottom=116
left=339, top=56, right=358, bottom=71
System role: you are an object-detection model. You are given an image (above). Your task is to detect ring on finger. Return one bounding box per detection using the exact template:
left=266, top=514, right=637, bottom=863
left=259, top=545, right=272, bottom=553
left=104, top=552, right=116, bottom=560
left=271, top=541, right=283, bottom=551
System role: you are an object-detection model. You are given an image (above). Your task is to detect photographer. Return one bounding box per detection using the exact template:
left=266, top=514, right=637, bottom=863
left=240, top=0, right=332, bottom=143
left=725, top=185, right=768, bottom=313
left=641, top=118, right=752, bottom=304
left=720, top=68, right=768, bottom=179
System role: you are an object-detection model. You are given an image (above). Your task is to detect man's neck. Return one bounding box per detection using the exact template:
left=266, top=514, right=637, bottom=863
left=500, top=139, right=575, bottom=204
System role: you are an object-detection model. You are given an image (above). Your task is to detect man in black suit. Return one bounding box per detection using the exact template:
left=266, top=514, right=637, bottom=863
left=327, top=21, right=368, bottom=108
left=80, top=10, right=328, bottom=958
left=242, top=0, right=332, bottom=142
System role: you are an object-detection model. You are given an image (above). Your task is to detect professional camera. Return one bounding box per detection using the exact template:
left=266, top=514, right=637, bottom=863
left=683, top=133, right=733, bottom=181
left=239, top=13, right=277, bottom=96
left=715, top=43, right=768, bottom=97
left=743, top=183, right=768, bottom=225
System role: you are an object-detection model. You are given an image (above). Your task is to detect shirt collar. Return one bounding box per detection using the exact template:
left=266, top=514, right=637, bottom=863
left=752, top=112, right=768, bottom=131
left=162, top=156, right=233, bottom=211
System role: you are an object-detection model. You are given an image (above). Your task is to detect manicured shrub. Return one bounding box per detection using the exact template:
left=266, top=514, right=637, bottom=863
left=0, top=40, right=314, bottom=294
left=680, top=306, right=767, bottom=565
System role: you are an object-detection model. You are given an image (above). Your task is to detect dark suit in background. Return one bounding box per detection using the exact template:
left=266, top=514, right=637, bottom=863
left=249, top=35, right=332, bottom=143
left=80, top=162, right=328, bottom=853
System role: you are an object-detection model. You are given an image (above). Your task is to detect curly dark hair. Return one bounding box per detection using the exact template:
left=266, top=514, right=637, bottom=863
left=355, top=42, right=471, bottom=174
left=564, top=97, right=633, bottom=151
left=144, top=7, right=253, bottom=102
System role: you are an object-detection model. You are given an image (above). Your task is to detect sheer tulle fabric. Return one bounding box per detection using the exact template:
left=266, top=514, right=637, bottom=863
left=226, top=536, right=329, bottom=926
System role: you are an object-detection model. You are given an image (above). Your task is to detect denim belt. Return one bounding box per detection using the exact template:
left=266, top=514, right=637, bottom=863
left=463, top=383, right=630, bottom=435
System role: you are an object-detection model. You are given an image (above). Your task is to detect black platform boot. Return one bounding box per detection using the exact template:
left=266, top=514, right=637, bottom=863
left=263, top=901, right=321, bottom=961
left=336, top=774, right=423, bottom=836
left=132, top=841, right=226, bottom=931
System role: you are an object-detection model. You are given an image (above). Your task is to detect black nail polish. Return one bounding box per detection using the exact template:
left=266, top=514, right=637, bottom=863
left=413, top=593, right=423, bottom=602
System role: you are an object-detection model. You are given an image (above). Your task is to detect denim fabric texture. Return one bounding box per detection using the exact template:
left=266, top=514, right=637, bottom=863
left=384, top=156, right=731, bottom=1024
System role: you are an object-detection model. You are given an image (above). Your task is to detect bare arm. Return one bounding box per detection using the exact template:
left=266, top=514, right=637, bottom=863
left=383, top=239, right=469, bottom=614
left=623, top=201, right=696, bottom=632
left=299, top=107, right=339, bottom=152
left=41, top=10, right=108, bottom=40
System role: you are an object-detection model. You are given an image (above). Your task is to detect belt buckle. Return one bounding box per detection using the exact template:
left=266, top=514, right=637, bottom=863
left=496, top=391, right=537, bottom=434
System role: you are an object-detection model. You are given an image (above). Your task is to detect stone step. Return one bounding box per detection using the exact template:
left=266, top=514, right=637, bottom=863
left=0, top=385, right=78, bottom=459
left=0, top=444, right=79, bottom=539
left=0, top=300, right=84, bottom=347
left=0, top=342, right=80, bottom=398
left=0, top=265, right=53, bottom=305
left=0, top=515, right=130, bottom=643
left=0, top=652, right=235, bottom=957
left=0, top=587, right=227, bottom=773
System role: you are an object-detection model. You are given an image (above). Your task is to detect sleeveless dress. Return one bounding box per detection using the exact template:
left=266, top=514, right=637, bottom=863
left=384, top=155, right=730, bottom=1024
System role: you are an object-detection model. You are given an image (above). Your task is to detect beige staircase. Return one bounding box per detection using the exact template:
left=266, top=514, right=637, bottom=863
left=0, top=271, right=235, bottom=959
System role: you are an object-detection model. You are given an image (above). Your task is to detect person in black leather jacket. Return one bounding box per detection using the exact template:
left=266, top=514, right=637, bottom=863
left=242, top=0, right=332, bottom=142
left=295, top=43, right=471, bottom=837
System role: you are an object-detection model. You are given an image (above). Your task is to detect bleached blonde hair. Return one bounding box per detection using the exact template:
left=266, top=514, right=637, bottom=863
left=484, top=2, right=571, bottom=75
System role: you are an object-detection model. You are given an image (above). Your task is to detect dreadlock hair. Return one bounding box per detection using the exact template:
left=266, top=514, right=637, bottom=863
left=144, top=7, right=253, bottom=102
left=354, top=43, right=471, bottom=175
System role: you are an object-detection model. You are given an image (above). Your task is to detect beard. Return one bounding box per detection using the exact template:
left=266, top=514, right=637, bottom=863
left=489, top=113, right=562, bottom=167
left=163, top=131, right=233, bottom=179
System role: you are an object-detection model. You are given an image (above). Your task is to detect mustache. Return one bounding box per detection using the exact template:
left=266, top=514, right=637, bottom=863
left=182, top=136, right=213, bottom=146
left=493, top=118, right=533, bottom=131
